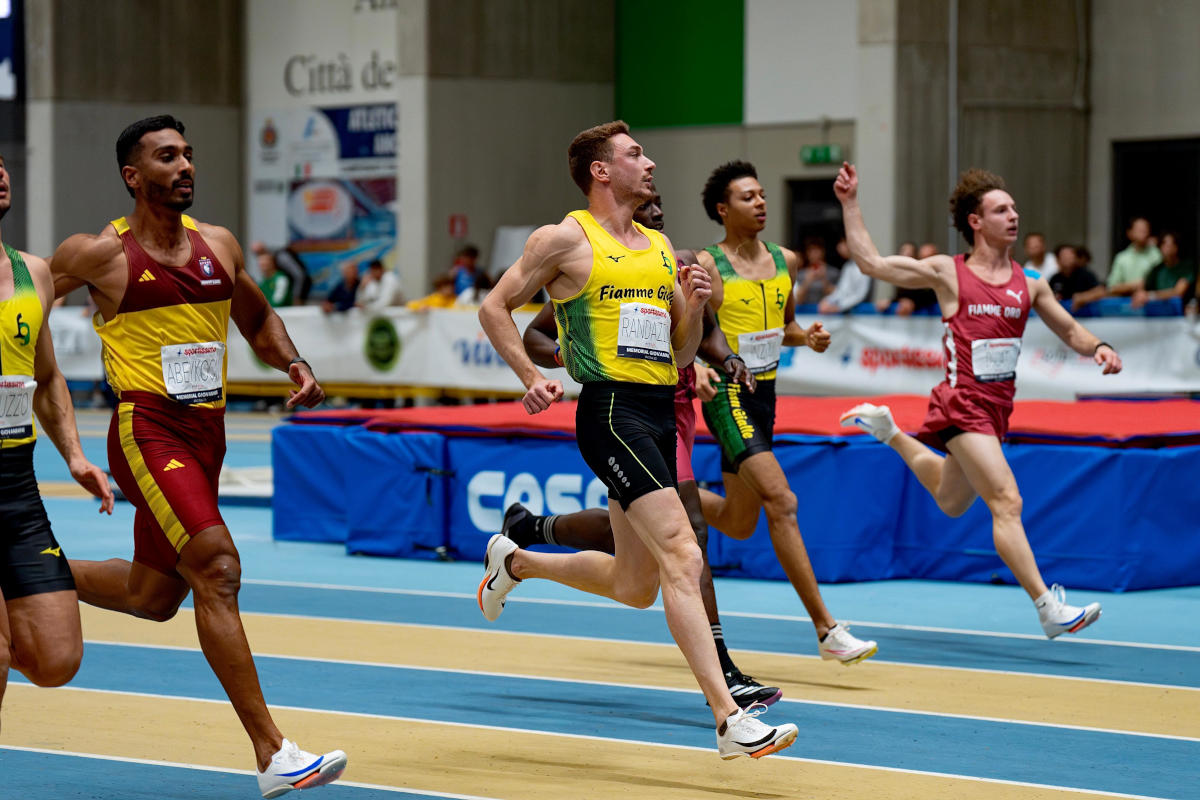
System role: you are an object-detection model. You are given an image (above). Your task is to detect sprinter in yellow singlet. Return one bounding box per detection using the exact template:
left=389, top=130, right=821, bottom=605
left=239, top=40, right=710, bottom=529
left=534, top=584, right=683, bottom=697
left=0, top=153, right=114, bottom=732
left=477, top=122, right=798, bottom=760
left=696, top=160, right=879, bottom=666
left=50, top=115, right=345, bottom=798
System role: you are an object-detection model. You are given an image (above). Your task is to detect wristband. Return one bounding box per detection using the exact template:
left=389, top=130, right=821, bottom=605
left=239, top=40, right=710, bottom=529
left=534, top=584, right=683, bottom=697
left=1093, top=342, right=1114, bottom=355
left=723, top=353, right=744, bottom=364
left=553, top=346, right=564, bottom=367
left=289, top=357, right=310, bottom=368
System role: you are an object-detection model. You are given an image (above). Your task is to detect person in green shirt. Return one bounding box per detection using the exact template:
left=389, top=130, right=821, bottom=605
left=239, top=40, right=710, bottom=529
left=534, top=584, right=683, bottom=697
left=1132, top=231, right=1195, bottom=310
left=253, top=241, right=293, bottom=307
left=1107, top=217, right=1161, bottom=295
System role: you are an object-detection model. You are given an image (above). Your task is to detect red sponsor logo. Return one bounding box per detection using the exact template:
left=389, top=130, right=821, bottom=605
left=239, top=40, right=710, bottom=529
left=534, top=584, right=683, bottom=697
left=182, top=346, right=220, bottom=356
left=860, top=347, right=944, bottom=372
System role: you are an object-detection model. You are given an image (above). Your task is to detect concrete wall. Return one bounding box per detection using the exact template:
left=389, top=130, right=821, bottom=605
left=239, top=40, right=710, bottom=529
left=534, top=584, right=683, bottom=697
left=422, top=0, right=613, bottom=276
left=1089, top=0, right=1200, bottom=270
left=25, top=0, right=243, bottom=260
left=892, top=0, right=1088, bottom=256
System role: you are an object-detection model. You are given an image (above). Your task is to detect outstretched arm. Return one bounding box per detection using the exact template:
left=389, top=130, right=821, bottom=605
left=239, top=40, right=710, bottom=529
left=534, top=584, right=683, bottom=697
left=223, top=231, right=324, bottom=408
left=1031, top=277, right=1122, bottom=374
left=834, top=163, right=954, bottom=290
left=28, top=256, right=114, bottom=512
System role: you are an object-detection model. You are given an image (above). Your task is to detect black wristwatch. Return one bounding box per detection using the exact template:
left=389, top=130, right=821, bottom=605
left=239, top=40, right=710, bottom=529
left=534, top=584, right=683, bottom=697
left=289, top=357, right=310, bottom=369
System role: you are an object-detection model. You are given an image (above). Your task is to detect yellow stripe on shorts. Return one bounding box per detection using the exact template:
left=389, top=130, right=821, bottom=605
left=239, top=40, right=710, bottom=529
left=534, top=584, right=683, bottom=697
left=117, top=402, right=190, bottom=552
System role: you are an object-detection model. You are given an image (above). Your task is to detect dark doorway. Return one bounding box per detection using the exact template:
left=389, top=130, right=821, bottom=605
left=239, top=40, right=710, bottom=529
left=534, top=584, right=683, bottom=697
left=787, top=178, right=846, bottom=265
left=1112, top=138, right=1200, bottom=261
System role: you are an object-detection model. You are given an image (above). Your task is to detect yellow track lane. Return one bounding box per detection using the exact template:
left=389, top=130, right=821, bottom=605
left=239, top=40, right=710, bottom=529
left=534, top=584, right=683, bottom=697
left=78, top=606, right=1199, bottom=739
left=2, top=686, right=1143, bottom=800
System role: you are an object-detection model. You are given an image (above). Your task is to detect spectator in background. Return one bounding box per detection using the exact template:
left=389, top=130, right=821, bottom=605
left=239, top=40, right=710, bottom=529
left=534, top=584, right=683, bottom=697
left=254, top=243, right=293, bottom=308
left=818, top=237, right=872, bottom=313
left=450, top=245, right=482, bottom=295
left=251, top=241, right=312, bottom=305
left=875, top=242, right=940, bottom=315
left=406, top=272, right=459, bottom=311
left=457, top=269, right=495, bottom=305
left=1107, top=217, right=1161, bottom=296
left=793, top=237, right=840, bottom=305
left=1050, top=244, right=1105, bottom=313
left=1132, top=231, right=1195, bottom=310
left=322, top=261, right=360, bottom=313
left=356, top=259, right=404, bottom=312
left=1022, top=232, right=1058, bottom=280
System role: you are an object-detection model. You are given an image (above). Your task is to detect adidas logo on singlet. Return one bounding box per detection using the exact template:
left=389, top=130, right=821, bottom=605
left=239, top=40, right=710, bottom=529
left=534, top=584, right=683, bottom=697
left=162, top=459, right=185, bottom=472
left=138, top=269, right=156, bottom=282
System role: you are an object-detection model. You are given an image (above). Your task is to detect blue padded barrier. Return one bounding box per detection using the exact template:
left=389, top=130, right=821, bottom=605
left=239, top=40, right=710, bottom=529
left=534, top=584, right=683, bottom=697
left=343, top=429, right=448, bottom=559
left=272, top=423, right=351, bottom=543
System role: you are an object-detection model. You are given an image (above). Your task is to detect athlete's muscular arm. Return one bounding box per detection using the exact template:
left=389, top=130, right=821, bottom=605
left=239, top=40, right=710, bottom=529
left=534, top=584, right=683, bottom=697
left=522, top=302, right=562, bottom=370
left=480, top=223, right=582, bottom=414
left=780, top=247, right=829, bottom=351
left=26, top=254, right=114, bottom=512
left=666, top=234, right=711, bottom=366
left=835, top=163, right=956, bottom=294
left=216, top=227, right=325, bottom=409
left=696, top=249, right=724, bottom=311
left=1030, top=275, right=1123, bottom=375
left=48, top=230, right=127, bottom=318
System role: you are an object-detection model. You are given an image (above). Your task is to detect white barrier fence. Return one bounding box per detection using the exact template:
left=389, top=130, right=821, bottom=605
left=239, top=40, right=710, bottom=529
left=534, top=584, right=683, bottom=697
left=48, top=306, right=1200, bottom=400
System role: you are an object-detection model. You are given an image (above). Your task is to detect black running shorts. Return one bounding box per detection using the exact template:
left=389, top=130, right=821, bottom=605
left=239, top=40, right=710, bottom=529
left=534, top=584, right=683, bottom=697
left=576, top=381, right=677, bottom=510
left=0, top=442, right=76, bottom=599
left=701, top=375, right=777, bottom=474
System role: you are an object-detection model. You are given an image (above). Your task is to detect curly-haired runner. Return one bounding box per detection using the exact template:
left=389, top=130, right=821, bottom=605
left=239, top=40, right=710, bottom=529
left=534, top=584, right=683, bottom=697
left=834, top=163, right=1122, bottom=638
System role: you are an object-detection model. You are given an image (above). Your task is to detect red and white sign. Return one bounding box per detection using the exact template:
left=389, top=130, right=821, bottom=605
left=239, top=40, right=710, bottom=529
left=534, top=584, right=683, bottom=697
left=448, top=214, right=469, bottom=239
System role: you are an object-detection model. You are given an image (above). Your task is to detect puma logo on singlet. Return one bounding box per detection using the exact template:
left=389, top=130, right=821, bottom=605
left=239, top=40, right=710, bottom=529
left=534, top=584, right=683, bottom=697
left=162, top=458, right=186, bottom=471
left=138, top=269, right=156, bottom=283
left=606, top=255, right=625, bottom=263
left=40, top=546, right=62, bottom=558
left=1006, top=289, right=1024, bottom=302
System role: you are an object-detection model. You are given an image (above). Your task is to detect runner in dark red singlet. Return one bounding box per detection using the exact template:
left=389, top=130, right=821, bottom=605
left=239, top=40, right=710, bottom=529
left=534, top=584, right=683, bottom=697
left=833, top=163, right=1122, bottom=640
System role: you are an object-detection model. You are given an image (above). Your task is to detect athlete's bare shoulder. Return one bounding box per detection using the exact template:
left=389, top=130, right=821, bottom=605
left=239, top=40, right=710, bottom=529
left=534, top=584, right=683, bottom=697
left=193, top=220, right=244, bottom=270
left=50, top=226, right=125, bottom=278
left=524, top=218, right=590, bottom=268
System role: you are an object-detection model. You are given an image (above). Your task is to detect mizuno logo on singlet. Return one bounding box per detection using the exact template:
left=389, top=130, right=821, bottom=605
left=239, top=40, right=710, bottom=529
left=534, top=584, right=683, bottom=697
left=138, top=269, right=156, bottom=283
left=606, top=255, right=625, bottom=263
left=163, top=459, right=185, bottom=471
left=40, top=546, right=62, bottom=558
left=739, top=298, right=752, bottom=305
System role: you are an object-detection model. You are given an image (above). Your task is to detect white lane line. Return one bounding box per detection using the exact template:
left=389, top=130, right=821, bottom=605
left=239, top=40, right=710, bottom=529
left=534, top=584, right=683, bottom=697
left=8, top=688, right=1178, bottom=800
left=77, top=639, right=1200, bottom=743
left=0, top=743, right=500, bottom=799
left=241, top=578, right=1200, bottom=653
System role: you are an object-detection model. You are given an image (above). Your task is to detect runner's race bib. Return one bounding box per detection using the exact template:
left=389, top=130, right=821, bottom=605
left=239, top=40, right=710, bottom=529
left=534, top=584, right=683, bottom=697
left=0, top=375, right=35, bottom=439
left=737, top=328, right=784, bottom=374
left=617, top=302, right=672, bottom=363
left=161, top=342, right=225, bottom=404
left=971, top=337, right=1021, bottom=382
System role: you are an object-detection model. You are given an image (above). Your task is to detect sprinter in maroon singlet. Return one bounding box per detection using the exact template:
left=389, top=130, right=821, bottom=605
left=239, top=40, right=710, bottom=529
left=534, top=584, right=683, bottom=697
left=833, top=164, right=1122, bottom=640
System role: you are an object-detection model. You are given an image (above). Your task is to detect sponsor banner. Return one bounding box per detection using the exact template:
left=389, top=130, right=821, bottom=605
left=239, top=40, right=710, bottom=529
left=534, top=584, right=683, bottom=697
left=48, top=308, right=1200, bottom=399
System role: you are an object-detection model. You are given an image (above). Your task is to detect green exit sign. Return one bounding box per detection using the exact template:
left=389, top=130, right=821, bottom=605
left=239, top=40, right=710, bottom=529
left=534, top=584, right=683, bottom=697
left=801, top=144, right=843, bottom=165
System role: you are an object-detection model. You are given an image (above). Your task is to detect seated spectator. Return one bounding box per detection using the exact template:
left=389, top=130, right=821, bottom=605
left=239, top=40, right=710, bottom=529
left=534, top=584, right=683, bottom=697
left=450, top=245, right=482, bottom=296
left=1023, top=232, right=1058, bottom=280
left=794, top=237, right=840, bottom=305
left=322, top=261, right=360, bottom=313
left=456, top=269, right=495, bottom=306
left=253, top=242, right=293, bottom=307
left=875, top=242, right=939, bottom=315
left=1132, top=231, right=1195, bottom=310
left=407, top=273, right=459, bottom=311
left=356, top=259, right=404, bottom=312
left=1049, top=244, right=1105, bottom=312
left=818, top=238, right=872, bottom=314
left=252, top=241, right=312, bottom=305
left=1107, top=217, right=1161, bottom=296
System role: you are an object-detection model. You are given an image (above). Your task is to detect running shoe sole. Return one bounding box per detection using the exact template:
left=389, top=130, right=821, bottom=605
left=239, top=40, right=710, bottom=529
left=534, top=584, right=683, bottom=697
left=262, top=752, right=348, bottom=799
left=822, top=642, right=878, bottom=666
left=719, top=727, right=798, bottom=760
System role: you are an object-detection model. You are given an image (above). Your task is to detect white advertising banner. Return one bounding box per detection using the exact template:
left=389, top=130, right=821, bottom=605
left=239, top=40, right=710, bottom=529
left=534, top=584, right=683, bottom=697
left=46, top=308, right=1200, bottom=400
